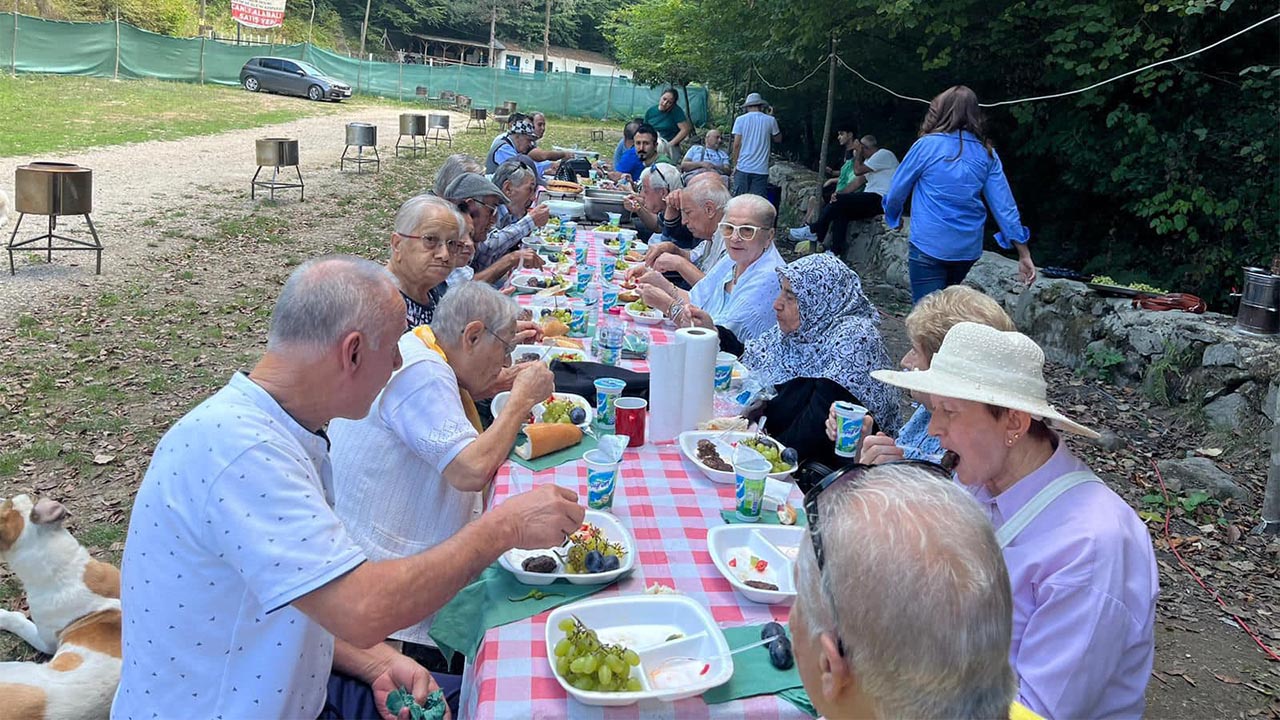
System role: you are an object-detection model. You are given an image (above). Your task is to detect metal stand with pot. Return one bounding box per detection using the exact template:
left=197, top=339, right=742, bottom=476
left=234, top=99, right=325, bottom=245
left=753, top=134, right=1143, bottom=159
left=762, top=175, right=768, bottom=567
left=397, top=114, right=428, bottom=157
left=7, top=162, right=103, bottom=275
left=340, top=123, right=380, bottom=174
left=426, top=114, right=453, bottom=147
left=251, top=138, right=304, bottom=202
left=1234, top=266, right=1280, bottom=337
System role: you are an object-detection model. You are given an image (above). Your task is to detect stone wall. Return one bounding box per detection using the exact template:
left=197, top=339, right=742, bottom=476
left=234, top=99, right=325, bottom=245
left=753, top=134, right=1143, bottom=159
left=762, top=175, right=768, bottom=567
left=770, top=160, right=1280, bottom=434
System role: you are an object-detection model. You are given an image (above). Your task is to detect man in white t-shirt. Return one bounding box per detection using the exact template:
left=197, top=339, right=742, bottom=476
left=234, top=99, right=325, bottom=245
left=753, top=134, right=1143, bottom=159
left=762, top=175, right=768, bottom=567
left=330, top=282, right=552, bottom=673
left=729, top=92, right=781, bottom=197
left=113, top=256, right=584, bottom=720
left=798, top=135, right=900, bottom=256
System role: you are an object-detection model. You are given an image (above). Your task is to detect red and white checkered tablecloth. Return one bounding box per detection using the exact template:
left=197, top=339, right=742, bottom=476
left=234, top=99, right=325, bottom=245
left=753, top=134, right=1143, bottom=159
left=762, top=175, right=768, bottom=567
left=460, top=231, right=808, bottom=718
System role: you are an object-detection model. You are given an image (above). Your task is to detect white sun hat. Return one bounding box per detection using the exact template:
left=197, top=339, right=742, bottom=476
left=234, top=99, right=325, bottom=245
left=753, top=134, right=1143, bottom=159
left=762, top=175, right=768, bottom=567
left=871, top=321, right=1099, bottom=439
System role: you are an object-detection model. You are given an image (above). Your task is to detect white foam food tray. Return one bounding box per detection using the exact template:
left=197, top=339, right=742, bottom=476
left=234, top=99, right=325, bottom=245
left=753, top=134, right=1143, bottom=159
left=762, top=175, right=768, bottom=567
left=677, top=431, right=796, bottom=484
left=707, top=525, right=803, bottom=604
left=544, top=594, right=733, bottom=706
left=501, top=510, right=635, bottom=586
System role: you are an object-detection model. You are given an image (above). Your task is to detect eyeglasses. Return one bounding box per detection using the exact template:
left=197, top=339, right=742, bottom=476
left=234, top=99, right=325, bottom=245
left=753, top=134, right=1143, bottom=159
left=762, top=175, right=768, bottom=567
left=395, top=232, right=467, bottom=255
left=485, top=326, right=516, bottom=365
left=803, top=459, right=954, bottom=656
left=473, top=199, right=502, bottom=215
left=716, top=222, right=765, bottom=241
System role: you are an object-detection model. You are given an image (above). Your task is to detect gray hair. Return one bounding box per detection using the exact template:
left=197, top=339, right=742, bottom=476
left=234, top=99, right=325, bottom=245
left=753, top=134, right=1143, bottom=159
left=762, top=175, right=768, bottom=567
left=860, top=134, right=879, bottom=149
left=641, top=163, right=683, bottom=192
left=795, top=463, right=1016, bottom=719
left=724, top=193, right=776, bottom=228
left=267, top=255, right=399, bottom=355
left=493, top=159, right=535, bottom=194
left=430, top=281, right=519, bottom=344
left=432, top=154, right=484, bottom=195
left=392, top=194, right=466, bottom=239
left=684, top=175, right=731, bottom=214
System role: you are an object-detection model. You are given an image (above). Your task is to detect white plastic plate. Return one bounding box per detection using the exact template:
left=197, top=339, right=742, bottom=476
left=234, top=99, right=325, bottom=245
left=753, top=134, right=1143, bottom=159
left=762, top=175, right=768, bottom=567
left=508, top=344, right=589, bottom=364
left=544, top=594, right=733, bottom=706
left=623, top=305, right=664, bottom=325
left=511, top=272, right=571, bottom=294
left=500, top=510, right=635, bottom=586
left=677, top=431, right=796, bottom=484
left=492, top=390, right=594, bottom=429
left=706, top=525, right=803, bottom=604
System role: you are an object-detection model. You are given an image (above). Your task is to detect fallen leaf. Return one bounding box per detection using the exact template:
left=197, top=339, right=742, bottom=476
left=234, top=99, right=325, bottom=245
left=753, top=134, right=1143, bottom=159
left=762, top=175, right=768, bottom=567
left=1215, top=673, right=1242, bottom=685
left=91, top=454, right=115, bottom=465
left=1195, top=447, right=1224, bottom=457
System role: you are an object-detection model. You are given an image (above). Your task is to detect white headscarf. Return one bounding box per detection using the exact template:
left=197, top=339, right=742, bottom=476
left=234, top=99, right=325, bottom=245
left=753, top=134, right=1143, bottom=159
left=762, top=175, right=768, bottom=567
left=740, top=254, right=903, bottom=434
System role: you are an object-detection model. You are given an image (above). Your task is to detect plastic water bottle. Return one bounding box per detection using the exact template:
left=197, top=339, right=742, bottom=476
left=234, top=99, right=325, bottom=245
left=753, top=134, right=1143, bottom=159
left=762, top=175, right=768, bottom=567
left=598, top=313, right=624, bottom=366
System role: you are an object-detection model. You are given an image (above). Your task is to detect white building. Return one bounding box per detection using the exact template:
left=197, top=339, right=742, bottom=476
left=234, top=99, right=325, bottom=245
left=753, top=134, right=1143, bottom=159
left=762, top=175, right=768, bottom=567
left=495, top=41, right=625, bottom=78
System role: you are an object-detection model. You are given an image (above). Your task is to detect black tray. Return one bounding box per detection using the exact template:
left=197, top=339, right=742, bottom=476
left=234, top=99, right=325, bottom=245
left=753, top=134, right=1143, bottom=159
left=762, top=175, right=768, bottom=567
left=1086, top=282, right=1143, bottom=298
left=1040, top=266, right=1093, bottom=282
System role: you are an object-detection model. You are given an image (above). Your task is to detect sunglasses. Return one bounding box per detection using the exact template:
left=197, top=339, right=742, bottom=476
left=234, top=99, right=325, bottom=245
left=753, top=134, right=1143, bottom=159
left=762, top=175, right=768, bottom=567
left=803, top=459, right=954, bottom=656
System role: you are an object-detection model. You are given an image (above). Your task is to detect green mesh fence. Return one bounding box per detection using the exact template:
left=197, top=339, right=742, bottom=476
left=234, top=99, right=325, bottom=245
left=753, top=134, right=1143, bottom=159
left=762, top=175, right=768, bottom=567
left=0, top=13, right=709, bottom=124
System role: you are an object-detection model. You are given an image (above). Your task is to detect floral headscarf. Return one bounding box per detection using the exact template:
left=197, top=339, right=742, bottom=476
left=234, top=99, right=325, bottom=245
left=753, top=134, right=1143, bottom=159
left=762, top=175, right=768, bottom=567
left=740, top=253, right=903, bottom=434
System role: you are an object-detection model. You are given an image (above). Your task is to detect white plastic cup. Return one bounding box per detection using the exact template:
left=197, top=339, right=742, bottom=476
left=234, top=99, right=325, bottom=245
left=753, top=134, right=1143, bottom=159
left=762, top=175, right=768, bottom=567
left=583, top=448, right=620, bottom=511
left=594, top=377, right=626, bottom=427
left=714, top=352, right=737, bottom=392
left=733, top=455, right=771, bottom=522
left=606, top=211, right=622, bottom=226
left=833, top=401, right=868, bottom=458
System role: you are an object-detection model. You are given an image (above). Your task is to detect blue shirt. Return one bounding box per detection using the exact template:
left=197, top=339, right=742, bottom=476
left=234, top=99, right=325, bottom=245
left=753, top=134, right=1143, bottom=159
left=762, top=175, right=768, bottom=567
left=613, top=138, right=627, bottom=168
left=882, top=130, right=1030, bottom=262
left=894, top=404, right=943, bottom=461
left=614, top=146, right=644, bottom=181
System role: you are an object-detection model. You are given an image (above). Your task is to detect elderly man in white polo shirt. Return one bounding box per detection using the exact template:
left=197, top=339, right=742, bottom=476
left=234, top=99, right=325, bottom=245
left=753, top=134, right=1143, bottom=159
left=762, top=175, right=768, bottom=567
left=113, top=256, right=584, bottom=720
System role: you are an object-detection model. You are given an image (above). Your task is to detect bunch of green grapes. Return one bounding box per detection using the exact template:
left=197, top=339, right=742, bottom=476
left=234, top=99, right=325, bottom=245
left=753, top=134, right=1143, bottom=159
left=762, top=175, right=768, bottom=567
left=742, top=438, right=792, bottom=473
left=554, top=617, right=643, bottom=692
left=566, top=532, right=626, bottom=573
left=541, top=399, right=576, bottom=424
left=627, top=300, right=652, bottom=313
left=1093, top=275, right=1167, bottom=294
left=546, top=309, right=572, bottom=323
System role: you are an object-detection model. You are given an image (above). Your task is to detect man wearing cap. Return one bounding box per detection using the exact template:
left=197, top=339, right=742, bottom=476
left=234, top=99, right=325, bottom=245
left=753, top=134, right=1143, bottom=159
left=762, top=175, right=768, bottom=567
left=443, top=172, right=543, bottom=285
left=474, top=159, right=550, bottom=273
left=486, top=118, right=539, bottom=174
left=730, top=92, right=782, bottom=197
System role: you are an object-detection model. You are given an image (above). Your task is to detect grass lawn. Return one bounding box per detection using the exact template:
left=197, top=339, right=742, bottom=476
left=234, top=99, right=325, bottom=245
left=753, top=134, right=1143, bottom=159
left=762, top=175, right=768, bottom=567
left=0, top=111, right=615, bottom=660
left=0, top=74, right=359, bottom=156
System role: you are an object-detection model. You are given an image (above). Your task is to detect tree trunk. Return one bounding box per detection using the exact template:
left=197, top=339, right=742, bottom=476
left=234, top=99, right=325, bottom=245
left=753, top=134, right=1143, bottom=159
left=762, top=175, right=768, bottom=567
left=542, top=0, right=550, bottom=73
left=817, top=34, right=837, bottom=175
left=488, top=3, right=496, bottom=68
left=359, top=0, right=371, bottom=57
left=681, top=83, right=693, bottom=130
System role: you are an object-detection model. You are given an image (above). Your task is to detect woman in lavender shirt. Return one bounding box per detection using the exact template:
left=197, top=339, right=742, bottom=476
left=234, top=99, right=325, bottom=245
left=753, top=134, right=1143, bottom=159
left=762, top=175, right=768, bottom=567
left=873, top=322, right=1158, bottom=719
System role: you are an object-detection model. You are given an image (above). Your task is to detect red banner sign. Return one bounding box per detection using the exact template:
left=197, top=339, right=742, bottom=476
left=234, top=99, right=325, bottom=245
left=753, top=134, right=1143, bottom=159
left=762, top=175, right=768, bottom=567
left=231, top=0, right=286, bottom=29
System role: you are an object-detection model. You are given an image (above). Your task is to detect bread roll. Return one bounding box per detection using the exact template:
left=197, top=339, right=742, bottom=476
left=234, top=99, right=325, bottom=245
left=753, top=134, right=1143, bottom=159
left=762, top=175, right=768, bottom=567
left=515, top=423, right=584, bottom=459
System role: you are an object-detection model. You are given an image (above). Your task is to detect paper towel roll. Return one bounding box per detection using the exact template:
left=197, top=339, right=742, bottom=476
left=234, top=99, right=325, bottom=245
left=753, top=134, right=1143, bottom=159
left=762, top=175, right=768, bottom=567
left=647, top=337, right=686, bottom=444
left=677, top=327, right=718, bottom=432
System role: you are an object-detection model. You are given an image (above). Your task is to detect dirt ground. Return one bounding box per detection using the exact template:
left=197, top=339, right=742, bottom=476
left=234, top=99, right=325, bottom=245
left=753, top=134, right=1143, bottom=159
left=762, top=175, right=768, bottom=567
left=0, top=103, right=1276, bottom=718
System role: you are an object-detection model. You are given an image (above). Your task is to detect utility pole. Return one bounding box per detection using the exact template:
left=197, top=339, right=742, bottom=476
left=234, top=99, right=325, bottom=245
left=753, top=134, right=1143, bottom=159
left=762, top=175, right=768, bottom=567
left=488, top=2, right=496, bottom=68
left=359, top=0, right=371, bottom=57
left=307, top=0, right=315, bottom=45
left=817, top=34, right=837, bottom=176
left=542, top=0, right=550, bottom=73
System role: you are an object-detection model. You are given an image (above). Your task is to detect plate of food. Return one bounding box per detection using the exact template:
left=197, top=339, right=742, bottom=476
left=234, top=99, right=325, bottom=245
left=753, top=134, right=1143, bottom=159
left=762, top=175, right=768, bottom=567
left=706, top=525, right=802, bottom=604
left=511, top=272, right=570, bottom=295
left=593, top=224, right=622, bottom=242
left=530, top=306, right=573, bottom=336
left=677, top=431, right=798, bottom=484
left=544, top=594, right=733, bottom=706
left=492, top=390, right=594, bottom=429
left=501, top=512, right=635, bottom=586
left=602, top=237, right=647, bottom=256
left=509, top=344, right=589, bottom=365
left=624, top=300, right=664, bottom=325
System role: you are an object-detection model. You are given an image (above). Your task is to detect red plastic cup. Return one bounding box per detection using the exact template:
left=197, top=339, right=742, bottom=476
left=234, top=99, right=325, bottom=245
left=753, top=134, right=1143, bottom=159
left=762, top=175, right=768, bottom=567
left=614, top=397, right=648, bottom=447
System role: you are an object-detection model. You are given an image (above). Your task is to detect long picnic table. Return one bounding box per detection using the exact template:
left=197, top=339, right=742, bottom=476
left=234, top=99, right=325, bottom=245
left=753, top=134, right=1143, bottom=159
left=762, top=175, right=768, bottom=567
left=456, top=230, right=807, bottom=719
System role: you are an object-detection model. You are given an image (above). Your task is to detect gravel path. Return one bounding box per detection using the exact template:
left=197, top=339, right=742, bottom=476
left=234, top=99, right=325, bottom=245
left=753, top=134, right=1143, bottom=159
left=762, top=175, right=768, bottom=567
left=0, top=105, right=470, bottom=317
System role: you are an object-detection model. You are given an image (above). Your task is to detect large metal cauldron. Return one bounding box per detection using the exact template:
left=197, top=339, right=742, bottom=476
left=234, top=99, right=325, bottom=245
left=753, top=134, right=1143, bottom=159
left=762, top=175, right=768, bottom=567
left=399, top=114, right=427, bottom=136
left=15, top=162, right=93, bottom=216
left=256, top=138, right=300, bottom=167
left=346, top=122, right=377, bottom=147
left=1235, top=266, right=1280, bottom=336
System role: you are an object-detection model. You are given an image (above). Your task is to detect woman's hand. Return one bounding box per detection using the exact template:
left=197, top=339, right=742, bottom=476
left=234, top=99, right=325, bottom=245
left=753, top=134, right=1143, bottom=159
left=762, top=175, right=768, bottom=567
left=371, top=653, right=449, bottom=720
left=636, top=269, right=677, bottom=297
left=681, top=305, right=714, bottom=329
left=638, top=284, right=675, bottom=314
left=824, top=403, right=839, bottom=442
left=857, top=426, right=905, bottom=466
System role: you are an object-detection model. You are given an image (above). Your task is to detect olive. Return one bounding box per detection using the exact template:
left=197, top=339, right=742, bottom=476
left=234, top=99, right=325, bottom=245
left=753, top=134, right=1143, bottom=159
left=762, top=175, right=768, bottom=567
left=780, top=447, right=798, bottom=467
left=768, top=634, right=794, bottom=670
left=521, top=555, right=557, bottom=574
left=760, top=622, right=786, bottom=642
left=568, top=407, right=587, bottom=425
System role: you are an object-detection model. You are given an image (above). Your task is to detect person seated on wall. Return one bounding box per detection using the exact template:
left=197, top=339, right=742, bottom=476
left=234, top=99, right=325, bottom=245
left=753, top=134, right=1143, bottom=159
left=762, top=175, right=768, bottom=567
left=793, top=461, right=1044, bottom=720
left=635, top=193, right=784, bottom=343
left=680, top=128, right=730, bottom=180
left=872, top=323, right=1159, bottom=719
left=473, top=159, right=551, bottom=274
left=330, top=281, right=555, bottom=682
left=681, top=253, right=902, bottom=467
left=790, top=130, right=899, bottom=256
left=112, top=255, right=585, bottom=720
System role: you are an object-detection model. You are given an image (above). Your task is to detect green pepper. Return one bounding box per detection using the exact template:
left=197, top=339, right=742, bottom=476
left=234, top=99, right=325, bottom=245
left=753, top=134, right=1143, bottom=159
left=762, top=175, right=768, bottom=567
left=508, top=588, right=564, bottom=602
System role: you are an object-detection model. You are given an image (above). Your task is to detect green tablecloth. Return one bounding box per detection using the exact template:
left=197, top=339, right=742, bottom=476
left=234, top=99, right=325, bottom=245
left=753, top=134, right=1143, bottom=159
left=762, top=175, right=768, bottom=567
left=509, top=432, right=598, bottom=471
left=719, top=507, right=808, bottom=527
left=702, top=624, right=811, bottom=713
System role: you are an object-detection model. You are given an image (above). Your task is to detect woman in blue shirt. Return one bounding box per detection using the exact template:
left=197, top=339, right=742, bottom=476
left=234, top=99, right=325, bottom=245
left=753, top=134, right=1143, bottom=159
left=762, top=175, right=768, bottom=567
left=882, top=85, right=1037, bottom=303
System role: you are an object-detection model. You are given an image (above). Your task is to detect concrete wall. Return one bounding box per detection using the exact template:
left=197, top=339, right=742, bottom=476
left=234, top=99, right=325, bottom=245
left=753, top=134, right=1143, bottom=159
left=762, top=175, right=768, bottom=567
left=769, top=160, right=1280, bottom=435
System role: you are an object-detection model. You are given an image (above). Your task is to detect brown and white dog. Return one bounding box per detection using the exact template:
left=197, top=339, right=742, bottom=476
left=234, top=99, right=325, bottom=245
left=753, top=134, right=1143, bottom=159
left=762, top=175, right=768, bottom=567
left=0, top=495, right=121, bottom=720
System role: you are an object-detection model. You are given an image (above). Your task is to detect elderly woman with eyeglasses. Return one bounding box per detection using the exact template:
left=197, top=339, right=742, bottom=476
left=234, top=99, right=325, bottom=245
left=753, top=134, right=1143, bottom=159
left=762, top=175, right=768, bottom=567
left=873, top=323, right=1158, bottom=719
left=330, top=282, right=554, bottom=680
left=386, top=194, right=470, bottom=329
left=635, top=193, right=784, bottom=342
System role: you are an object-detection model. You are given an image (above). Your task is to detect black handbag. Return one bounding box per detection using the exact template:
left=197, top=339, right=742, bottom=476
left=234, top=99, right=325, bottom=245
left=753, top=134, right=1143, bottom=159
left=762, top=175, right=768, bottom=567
left=550, top=360, right=649, bottom=401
